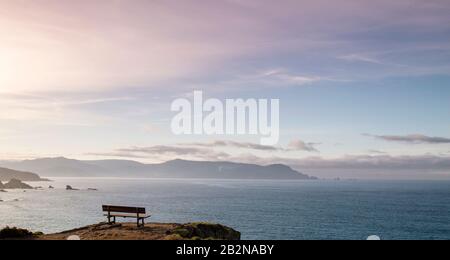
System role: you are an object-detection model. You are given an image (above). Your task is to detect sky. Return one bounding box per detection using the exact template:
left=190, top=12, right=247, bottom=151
left=0, top=0, right=449, bottom=179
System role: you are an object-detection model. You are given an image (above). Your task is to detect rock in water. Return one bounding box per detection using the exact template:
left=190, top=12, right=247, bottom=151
left=66, top=185, right=79, bottom=191
left=3, top=179, right=33, bottom=189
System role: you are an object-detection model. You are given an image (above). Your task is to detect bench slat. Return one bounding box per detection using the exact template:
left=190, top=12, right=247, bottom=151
left=103, top=213, right=150, bottom=218
left=102, top=205, right=146, bottom=214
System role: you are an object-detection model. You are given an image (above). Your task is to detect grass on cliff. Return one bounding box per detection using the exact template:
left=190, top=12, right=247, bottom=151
left=0, top=227, right=42, bottom=239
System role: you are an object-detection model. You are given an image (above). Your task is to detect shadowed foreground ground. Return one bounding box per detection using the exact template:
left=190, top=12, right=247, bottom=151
left=34, top=222, right=241, bottom=240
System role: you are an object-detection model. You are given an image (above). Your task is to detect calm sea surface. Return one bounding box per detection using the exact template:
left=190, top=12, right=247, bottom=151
left=0, top=178, right=449, bottom=240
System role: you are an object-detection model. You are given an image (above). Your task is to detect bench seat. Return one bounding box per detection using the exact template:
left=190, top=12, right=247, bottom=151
left=103, top=213, right=150, bottom=218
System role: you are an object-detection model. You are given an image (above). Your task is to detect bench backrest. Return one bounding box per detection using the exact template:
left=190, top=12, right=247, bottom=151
left=102, top=205, right=146, bottom=214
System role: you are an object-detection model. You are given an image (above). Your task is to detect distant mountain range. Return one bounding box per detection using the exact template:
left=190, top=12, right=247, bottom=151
left=0, top=157, right=316, bottom=180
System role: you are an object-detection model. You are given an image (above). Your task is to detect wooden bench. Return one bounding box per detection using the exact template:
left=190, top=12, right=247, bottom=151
left=102, top=205, right=151, bottom=227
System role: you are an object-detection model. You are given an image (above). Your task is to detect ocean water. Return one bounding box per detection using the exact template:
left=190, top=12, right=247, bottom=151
left=0, top=178, right=449, bottom=240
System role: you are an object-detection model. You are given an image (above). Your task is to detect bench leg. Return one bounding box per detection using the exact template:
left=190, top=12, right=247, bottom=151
left=107, top=215, right=116, bottom=225
left=136, top=218, right=145, bottom=227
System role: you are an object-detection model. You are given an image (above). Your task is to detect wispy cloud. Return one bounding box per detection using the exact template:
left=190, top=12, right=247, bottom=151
left=180, top=140, right=279, bottom=151
left=365, top=134, right=450, bottom=144
left=87, top=139, right=320, bottom=162
left=85, top=152, right=149, bottom=159
left=0, top=92, right=134, bottom=122
left=179, top=139, right=320, bottom=152
left=88, top=145, right=231, bottom=161
left=287, top=140, right=320, bottom=152
left=261, top=69, right=321, bottom=86
left=231, top=154, right=450, bottom=172
left=338, top=54, right=384, bottom=65
left=202, top=68, right=324, bottom=93
left=367, top=150, right=388, bottom=155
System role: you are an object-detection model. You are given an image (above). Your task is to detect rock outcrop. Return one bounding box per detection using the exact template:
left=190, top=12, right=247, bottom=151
left=169, top=223, right=241, bottom=240
left=0, top=167, right=46, bottom=182
left=3, top=179, right=33, bottom=189
left=33, top=222, right=240, bottom=240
